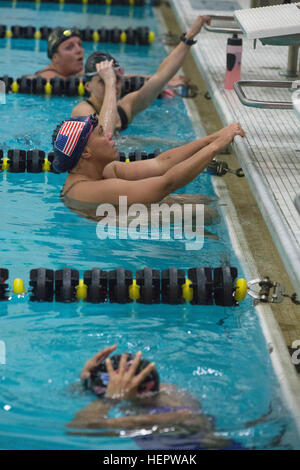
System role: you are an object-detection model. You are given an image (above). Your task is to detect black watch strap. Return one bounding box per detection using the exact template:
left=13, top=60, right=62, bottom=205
left=180, top=33, right=197, bottom=46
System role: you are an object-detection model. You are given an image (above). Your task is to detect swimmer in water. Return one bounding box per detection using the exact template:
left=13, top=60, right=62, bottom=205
left=66, top=345, right=246, bottom=450
left=32, top=26, right=191, bottom=93
left=34, top=27, right=85, bottom=80
left=52, top=113, right=245, bottom=219
left=71, top=16, right=211, bottom=133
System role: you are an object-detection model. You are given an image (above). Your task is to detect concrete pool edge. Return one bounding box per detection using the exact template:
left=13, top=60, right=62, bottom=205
left=213, top=176, right=300, bottom=436
left=194, top=104, right=300, bottom=437
left=154, top=3, right=300, bottom=438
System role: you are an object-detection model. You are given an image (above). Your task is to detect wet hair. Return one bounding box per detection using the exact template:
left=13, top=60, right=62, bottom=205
left=84, top=354, right=160, bottom=397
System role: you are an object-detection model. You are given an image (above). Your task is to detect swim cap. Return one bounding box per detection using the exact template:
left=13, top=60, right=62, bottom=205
left=48, top=27, right=82, bottom=59
left=52, top=113, right=98, bottom=173
left=84, top=52, right=124, bottom=80
left=85, top=353, right=160, bottom=397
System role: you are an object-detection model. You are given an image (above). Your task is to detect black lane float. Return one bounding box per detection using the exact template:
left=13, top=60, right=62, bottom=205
left=0, top=149, right=161, bottom=173
left=0, top=25, right=154, bottom=45
left=0, top=150, right=242, bottom=179
left=1, top=266, right=248, bottom=305
left=4, top=0, right=148, bottom=6
left=0, top=75, right=152, bottom=97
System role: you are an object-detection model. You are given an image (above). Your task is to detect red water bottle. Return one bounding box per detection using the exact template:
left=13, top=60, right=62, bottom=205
left=224, top=34, right=242, bottom=90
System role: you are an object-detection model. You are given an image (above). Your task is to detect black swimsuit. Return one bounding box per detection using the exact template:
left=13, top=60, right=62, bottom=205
left=85, top=99, right=129, bottom=131
left=34, top=67, right=73, bottom=78
left=116, top=104, right=129, bottom=131
left=35, top=67, right=59, bottom=74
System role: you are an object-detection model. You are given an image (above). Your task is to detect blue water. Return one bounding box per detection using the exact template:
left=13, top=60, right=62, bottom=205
left=0, top=2, right=299, bottom=450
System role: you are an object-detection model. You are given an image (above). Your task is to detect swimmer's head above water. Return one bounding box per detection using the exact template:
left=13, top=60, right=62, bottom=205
left=47, top=27, right=82, bottom=59
left=52, top=114, right=98, bottom=173
left=52, top=113, right=117, bottom=173
left=84, top=52, right=124, bottom=81
left=80, top=346, right=160, bottom=401
left=83, top=52, right=124, bottom=101
left=84, top=353, right=160, bottom=398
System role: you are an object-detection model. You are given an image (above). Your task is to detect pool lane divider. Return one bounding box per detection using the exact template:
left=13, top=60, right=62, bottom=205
left=0, top=25, right=155, bottom=45
left=9, top=0, right=147, bottom=5
left=0, top=149, right=241, bottom=179
left=0, top=75, right=153, bottom=97
left=0, top=267, right=248, bottom=305
left=0, top=149, right=160, bottom=173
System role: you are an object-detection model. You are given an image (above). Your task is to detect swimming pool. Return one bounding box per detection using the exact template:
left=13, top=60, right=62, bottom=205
left=0, top=0, right=299, bottom=450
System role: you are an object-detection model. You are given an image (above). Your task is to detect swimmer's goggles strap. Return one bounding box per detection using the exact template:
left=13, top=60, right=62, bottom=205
left=85, top=66, right=124, bottom=79
left=89, top=113, right=99, bottom=128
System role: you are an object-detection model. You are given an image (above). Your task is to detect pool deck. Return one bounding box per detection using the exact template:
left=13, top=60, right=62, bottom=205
left=160, top=0, right=300, bottom=426
left=168, top=0, right=300, bottom=300
left=165, top=0, right=300, bottom=333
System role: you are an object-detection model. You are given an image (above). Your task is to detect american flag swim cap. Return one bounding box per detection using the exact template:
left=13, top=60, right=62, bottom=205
left=52, top=113, right=98, bottom=173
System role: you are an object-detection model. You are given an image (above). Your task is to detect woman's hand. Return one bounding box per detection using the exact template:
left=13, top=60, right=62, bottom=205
left=185, top=15, right=211, bottom=41
left=210, top=122, right=245, bottom=154
left=104, top=351, right=156, bottom=401
left=218, top=123, right=245, bottom=144
left=215, top=122, right=246, bottom=147
left=80, top=344, right=117, bottom=380
left=96, top=60, right=116, bottom=85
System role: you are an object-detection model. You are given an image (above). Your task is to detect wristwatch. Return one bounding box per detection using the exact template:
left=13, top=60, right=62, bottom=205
left=180, top=33, right=197, bottom=46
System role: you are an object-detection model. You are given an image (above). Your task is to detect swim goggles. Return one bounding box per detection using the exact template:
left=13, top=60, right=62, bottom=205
left=85, top=65, right=125, bottom=78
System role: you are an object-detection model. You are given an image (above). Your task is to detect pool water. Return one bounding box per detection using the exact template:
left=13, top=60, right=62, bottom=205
left=0, top=1, right=299, bottom=450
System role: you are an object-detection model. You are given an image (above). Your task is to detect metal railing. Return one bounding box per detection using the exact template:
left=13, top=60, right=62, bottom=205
left=234, top=79, right=300, bottom=109
left=204, top=15, right=242, bottom=35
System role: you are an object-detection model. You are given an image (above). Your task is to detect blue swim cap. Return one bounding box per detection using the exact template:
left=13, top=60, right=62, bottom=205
left=52, top=114, right=98, bottom=173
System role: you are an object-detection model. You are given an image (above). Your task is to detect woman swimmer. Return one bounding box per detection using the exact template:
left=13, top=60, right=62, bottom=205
left=52, top=113, right=245, bottom=209
left=33, top=26, right=190, bottom=92
left=71, top=16, right=211, bottom=134
left=66, top=345, right=245, bottom=450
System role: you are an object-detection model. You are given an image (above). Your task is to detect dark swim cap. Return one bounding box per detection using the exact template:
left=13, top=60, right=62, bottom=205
left=52, top=113, right=98, bottom=173
left=85, top=353, right=160, bottom=397
left=47, top=27, right=82, bottom=59
left=84, top=52, right=121, bottom=80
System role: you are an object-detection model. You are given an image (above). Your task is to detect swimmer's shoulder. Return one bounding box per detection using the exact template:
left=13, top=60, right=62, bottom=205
left=33, top=66, right=61, bottom=80
left=37, top=71, right=58, bottom=80
left=62, top=174, right=111, bottom=204
left=18, top=70, right=57, bottom=81
left=156, top=384, right=200, bottom=409
left=62, top=174, right=92, bottom=199
left=71, top=100, right=95, bottom=117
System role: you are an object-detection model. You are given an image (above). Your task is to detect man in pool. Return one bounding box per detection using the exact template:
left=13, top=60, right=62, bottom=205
left=66, top=344, right=245, bottom=449
left=52, top=112, right=245, bottom=208
left=33, top=26, right=191, bottom=92
left=71, top=16, right=211, bottom=132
